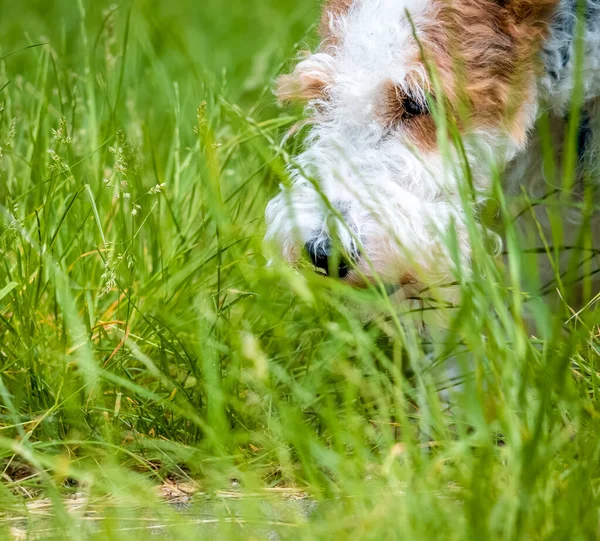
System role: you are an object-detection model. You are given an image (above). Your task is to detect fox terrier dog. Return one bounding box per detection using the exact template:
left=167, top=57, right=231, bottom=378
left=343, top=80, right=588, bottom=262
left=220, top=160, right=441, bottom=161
left=266, top=0, right=600, bottom=317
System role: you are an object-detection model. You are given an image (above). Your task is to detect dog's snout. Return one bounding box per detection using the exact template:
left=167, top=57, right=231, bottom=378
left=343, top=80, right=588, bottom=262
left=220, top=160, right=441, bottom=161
left=305, top=241, right=350, bottom=279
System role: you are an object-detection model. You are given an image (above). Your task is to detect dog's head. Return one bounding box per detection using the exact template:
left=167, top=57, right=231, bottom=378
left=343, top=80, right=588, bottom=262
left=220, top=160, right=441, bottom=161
left=266, top=0, right=558, bottom=293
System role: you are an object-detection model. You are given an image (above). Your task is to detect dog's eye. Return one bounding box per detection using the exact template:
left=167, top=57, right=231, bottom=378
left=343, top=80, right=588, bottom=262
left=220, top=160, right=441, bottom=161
left=402, top=95, right=428, bottom=119
left=381, top=82, right=430, bottom=127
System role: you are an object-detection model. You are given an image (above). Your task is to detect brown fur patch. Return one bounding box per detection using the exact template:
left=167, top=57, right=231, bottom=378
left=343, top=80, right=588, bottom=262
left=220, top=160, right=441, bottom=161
left=375, top=0, right=559, bottom=151
left=405, top=115, right=440, bottom=151
left=320, top=0, right=355, bottom=38
left=418, top=0, right=559, bottom=136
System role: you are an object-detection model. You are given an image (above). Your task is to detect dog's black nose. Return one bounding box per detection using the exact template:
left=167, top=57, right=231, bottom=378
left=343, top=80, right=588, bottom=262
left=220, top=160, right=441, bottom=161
left=305, top=241, right=349, bottom=279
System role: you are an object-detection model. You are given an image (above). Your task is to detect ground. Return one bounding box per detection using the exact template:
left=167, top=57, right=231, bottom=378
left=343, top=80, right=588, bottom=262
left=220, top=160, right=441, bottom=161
left=0, top=0, right=599, bottom=539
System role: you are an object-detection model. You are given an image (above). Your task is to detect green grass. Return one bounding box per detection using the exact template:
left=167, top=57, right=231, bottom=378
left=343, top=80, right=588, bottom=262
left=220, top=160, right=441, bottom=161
left=0, top=1, right=599, bottom=539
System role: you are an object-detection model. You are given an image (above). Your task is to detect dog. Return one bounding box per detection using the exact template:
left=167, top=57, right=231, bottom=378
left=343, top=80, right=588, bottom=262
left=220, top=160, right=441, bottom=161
left=265, top=0, right=600, bottom=322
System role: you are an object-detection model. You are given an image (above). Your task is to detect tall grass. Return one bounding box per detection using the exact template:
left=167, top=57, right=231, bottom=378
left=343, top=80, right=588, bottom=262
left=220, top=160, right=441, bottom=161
left=0, top=0, right=599, bottom=539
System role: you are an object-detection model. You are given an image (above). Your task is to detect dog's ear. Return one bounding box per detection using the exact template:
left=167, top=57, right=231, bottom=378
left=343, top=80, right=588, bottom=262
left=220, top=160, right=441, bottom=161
left=276, top=0, right=351, bottom=104
left=275, top=53, right=335, bottom=104
left=320, top=0, right=353, bottom=37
